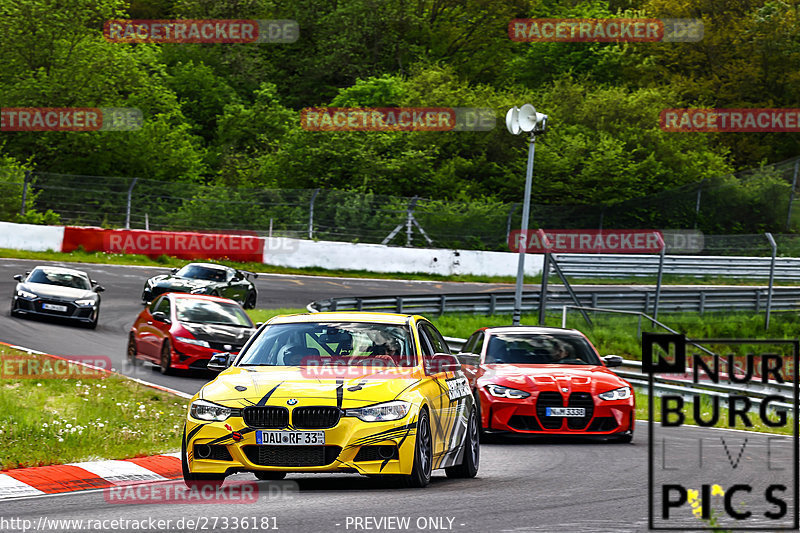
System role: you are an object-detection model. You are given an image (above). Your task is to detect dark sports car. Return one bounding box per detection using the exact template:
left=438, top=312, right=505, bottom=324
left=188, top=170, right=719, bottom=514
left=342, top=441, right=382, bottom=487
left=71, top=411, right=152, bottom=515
left=142, top=263, right=258, bottom=308
left=10, top=266, right=105, bottom=329
left=458, top=326, right=634, bottom=442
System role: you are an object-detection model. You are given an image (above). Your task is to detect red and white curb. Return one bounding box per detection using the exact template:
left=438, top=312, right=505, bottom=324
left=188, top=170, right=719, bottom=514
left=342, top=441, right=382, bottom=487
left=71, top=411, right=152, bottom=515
left=0, top=452, right=181, bottom=500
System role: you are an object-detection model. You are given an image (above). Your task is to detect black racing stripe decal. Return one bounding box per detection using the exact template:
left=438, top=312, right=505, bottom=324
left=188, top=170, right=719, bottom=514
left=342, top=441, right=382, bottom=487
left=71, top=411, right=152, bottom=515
left=344, top=427, right=415, bottom=449
left=381, top=422, right=415, bottom=472
left=396, top=419, right=415, bottom=450
left=206, top=426, right=256, bottom=445
left=348, top=380, right=366, bottom=392
left=185, top=422, right=207, bottom=444
left=444, top=397, right=460, bottom=449
left=444, top=397, right=469, bottom=456
left=392, top=379, right=422, bottom=401
left=429, top=390, right=445, bottom=449
left=349, top=422, right=417, bottom=446
left=336, top=379, right=344, bottom=409
left=256, top=382, right=283, bottom=406
left=184, top=422, right=208, bottom=463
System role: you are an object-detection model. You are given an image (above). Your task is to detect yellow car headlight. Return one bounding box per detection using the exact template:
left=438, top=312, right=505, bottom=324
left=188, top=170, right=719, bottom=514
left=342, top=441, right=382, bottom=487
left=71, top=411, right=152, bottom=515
left=190, top=399, right=232, bottom=421
left=344, top=400, right=410, bottom=422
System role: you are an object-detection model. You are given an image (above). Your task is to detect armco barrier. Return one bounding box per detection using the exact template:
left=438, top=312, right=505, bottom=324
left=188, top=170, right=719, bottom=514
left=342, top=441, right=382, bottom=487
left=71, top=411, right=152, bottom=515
left=553, top=253, right=800, bottom=281
left=309, top=287, right=800, bottom=315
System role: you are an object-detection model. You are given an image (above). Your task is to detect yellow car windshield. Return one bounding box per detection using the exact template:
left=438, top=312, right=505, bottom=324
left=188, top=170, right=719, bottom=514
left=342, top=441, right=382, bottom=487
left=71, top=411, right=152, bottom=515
left=238, top=322, right=415, bottom=367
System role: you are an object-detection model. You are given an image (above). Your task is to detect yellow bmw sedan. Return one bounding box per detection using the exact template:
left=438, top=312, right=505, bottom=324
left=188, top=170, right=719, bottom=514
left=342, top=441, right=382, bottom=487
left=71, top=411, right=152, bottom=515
left=182, top=312, right=479, bottom=488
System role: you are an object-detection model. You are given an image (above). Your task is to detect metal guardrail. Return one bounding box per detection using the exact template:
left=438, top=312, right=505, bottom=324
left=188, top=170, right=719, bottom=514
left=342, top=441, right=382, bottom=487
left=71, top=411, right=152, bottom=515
left=309, top=287, right=800, bottom=316
left=552, top=253, right=800, bottom=281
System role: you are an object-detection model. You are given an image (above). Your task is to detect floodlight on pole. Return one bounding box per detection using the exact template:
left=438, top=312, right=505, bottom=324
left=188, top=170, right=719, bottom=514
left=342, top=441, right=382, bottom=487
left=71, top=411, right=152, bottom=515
left=506, top=104, right=548, bottom=326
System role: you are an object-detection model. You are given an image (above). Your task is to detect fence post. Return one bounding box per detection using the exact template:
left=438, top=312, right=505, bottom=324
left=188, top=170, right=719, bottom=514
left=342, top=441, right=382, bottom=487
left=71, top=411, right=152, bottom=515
left=505, top=204, right=518, bottom=244
left=653, top=247, right=665, bottom=320
left=694, top=178, right=706, bottom=229
left=308, top=188, right=319, bottom=239
left=765, top=232, right=777, bottom=330
left=20, top=170, right=31, bottom=216
left=125, top=177, right=138, bottom=230
left=405, top=197, right=418, bottom=247
left=538, top=253, right=551, bottom=325
left=786, top=160, right=799, bottom=230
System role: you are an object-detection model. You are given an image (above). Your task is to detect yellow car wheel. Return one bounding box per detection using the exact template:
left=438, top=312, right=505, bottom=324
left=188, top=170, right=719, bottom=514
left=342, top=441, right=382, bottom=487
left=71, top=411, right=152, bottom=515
left=445, top=408, right=479, bottom=479
left=401, top=408, right=432, bottom=488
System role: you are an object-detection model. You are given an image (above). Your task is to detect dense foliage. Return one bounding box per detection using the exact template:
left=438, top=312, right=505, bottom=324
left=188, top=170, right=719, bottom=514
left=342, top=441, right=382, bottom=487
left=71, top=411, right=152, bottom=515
left=1, top=0, right=798, bottom=238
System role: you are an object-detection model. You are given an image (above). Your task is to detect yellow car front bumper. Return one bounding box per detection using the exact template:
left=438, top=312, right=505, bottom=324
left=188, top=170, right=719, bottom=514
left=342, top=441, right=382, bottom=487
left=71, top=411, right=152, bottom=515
left=185, top=412, right=419, bottom=476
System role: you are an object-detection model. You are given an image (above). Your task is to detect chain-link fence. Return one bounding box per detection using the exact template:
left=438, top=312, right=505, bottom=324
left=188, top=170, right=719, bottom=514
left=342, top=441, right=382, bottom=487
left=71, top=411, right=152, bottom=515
left=1, top=155, right=799, bottom=251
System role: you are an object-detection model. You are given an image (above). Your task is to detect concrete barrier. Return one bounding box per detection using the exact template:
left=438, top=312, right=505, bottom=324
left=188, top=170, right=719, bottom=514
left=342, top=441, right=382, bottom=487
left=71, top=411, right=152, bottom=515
left=0, top=221, right=64, bottom=252
left=261, top=237, right=545, bottom=277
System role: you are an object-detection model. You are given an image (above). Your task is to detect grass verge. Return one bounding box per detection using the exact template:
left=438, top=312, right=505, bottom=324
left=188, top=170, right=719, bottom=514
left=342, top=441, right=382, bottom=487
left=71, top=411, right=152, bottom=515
left=0, top=345, right=188, bottom=470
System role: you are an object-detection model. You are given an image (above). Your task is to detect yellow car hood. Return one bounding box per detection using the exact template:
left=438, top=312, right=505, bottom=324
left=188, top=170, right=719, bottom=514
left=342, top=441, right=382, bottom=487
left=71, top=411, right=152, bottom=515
left=200, top=366, right=425, bottom=405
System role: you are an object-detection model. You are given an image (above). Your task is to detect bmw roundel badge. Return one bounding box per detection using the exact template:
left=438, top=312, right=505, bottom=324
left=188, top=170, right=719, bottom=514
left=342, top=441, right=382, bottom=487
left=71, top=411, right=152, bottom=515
left=287, top=399, right=298, bottom=406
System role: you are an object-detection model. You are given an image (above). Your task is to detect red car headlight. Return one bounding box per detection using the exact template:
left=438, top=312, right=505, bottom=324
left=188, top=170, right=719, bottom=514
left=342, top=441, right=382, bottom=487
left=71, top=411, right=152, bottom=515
left=175, top=336, right=210, bottom=348
left=485, top=384, right=531, bottom=399
left=598, top=386, right=632, bottom=401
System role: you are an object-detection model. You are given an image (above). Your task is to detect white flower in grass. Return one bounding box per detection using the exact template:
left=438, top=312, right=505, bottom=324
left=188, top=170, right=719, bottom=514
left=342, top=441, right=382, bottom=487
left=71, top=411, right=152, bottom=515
left=133, top=415, right=140, bottom=419
left=65, top=424, right=72, bottom=429
left=36, top=383, right=42, bottom=387
left=97, top=423, right=104, bottom=428
left=138, top=404, right=146, bottom=411
left=42, top=423, right=48, bottom=428
left=58, top=437, right=64, bottom=442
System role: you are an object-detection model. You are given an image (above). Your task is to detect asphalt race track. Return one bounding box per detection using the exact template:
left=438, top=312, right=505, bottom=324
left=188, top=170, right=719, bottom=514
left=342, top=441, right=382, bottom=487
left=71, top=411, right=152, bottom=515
left=0, top=258, right=788, bottom=533
left=0, top=258, right=532, bottom=394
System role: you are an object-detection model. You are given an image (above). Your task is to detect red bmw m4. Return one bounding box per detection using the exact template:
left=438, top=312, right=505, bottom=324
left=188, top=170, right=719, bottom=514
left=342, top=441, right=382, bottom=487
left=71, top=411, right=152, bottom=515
left=458, top=326, right=634, bottom=442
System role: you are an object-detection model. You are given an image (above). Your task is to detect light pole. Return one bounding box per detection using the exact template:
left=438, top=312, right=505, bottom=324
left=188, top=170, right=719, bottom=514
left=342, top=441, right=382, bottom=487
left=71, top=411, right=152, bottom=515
left=506, top=104, right=548, bottom=326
